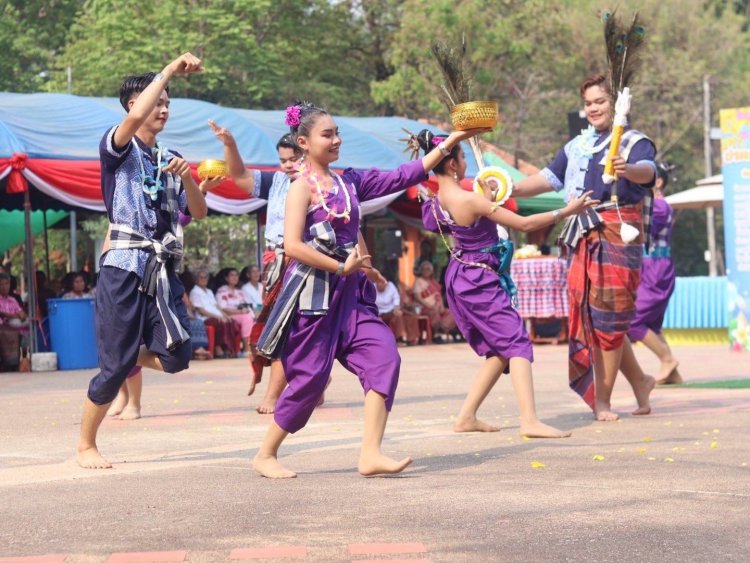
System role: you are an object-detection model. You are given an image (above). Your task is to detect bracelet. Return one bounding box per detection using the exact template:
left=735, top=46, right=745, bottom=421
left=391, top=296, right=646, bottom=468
left=437, top=142, right=451, bottom=157
left=335, top=262, right=345, bottom=276
left=152, top=72, right=165, bottom=83
left=552, top=209, right=562, bottom=223
left=489, top=202, right=500, bottom=214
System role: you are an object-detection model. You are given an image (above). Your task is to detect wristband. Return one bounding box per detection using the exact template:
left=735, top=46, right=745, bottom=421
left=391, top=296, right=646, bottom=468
left=437, top=142, right=451, bottom=157
left=335, top=262, right=345, bottom=276
left=152, top=72, right=165, bottom=83
left=552, top=209, right=562, bottom=223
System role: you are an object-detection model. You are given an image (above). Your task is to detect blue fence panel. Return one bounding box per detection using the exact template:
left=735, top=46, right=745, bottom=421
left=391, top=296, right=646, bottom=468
left=663, top=276, right=727, bottom=329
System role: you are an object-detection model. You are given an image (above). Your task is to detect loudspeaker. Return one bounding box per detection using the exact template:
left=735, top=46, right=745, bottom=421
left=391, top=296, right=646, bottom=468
left=568, top=110, right=588, bottom=140
left=382, top=229, right=403, bottom=259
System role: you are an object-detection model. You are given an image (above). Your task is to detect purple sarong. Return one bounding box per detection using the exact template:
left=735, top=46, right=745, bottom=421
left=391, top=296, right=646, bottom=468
left=273, top=161, right=427, bottom=433
left=422, top=198, right=533, bottom=364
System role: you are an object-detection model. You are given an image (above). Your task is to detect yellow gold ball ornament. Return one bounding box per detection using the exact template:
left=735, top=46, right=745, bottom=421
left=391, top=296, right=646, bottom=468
left=197, top=159, right=228, bottom=180
left=473, top=166, right=513, bottom=204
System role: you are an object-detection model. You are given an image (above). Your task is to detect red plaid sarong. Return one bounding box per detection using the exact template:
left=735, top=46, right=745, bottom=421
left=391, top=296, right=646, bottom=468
left=249, top=250, right=290, bottom=382
left=567, top=206, right=643, bottom=410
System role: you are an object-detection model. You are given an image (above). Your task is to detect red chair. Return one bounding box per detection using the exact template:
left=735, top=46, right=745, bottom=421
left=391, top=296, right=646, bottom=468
left=416, top=315, right=433, bottom=344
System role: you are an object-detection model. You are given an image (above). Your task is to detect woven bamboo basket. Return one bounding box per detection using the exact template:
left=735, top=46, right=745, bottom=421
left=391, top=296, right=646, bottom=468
left=197, top=159, right=228, bottom=180
left=450, top=101, right=499, bottom=130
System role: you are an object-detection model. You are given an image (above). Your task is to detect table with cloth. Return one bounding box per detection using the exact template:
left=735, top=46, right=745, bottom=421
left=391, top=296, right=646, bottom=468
left=510, top=257, right=568, bottom=343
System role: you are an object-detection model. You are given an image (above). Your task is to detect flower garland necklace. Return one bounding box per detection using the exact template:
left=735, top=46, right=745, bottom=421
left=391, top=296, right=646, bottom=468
left=299, top=161, right=351, bottom=223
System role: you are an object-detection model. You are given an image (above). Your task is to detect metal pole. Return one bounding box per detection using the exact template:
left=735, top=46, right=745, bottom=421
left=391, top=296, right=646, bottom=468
left=70, top=210, right=78, bottom=271
left=67, top=66, right=72, bottom=95
left=703, top=75, right=718, bottom=277
left=43, top=208, right=50, bottom=279
left=23, top=189, right=38, bottom=354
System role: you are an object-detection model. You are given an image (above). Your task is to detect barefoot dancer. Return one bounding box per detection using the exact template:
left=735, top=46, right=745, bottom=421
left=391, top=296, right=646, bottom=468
left=253, top=102, right=485, bottom=478
left=107, top=367, right=143, bottom=420
left=416, top=130, right=593, bottom=437
left=209, top=123, right=380, bottom=411
left=628, top=164, right=682, bottom=385
left=514, top=75, right=657, bottom=421
left=76, top=53, right=212, bottom=469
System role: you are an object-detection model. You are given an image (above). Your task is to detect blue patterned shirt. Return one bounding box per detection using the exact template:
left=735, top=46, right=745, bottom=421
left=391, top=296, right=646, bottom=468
left=99, top=126, right=188, bottom=278
left=252, top=170, right=291, bottom=247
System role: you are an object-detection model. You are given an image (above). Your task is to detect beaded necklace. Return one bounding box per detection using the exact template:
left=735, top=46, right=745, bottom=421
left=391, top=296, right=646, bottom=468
left=301, top=162, right=352, bottom=223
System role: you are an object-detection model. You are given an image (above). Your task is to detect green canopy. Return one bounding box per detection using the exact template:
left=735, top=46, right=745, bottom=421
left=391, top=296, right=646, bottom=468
left=482, top=152, right=565, bottom=216
left=0, top=209, right=69, bottom=253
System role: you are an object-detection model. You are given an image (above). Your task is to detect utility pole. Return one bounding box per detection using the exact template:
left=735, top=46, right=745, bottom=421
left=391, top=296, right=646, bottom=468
left=703, top=75, right=718, bottom=277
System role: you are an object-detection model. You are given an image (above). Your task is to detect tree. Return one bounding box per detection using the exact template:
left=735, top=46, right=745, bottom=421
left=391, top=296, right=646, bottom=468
left=0, top=1, right=82, bottom=92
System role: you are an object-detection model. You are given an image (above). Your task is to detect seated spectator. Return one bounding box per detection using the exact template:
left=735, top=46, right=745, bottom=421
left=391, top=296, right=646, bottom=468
left=412, top=261, right=456, bottom=342
left=179, top=272, right=210, bottom=360
left=240, top=265, right=263, bottom=313
left=215, top=268, right=255, bottom=356
left=189, top=270, right=239, bottom=358
left=62, top=272, right=93, bottom=299
left=413, top=238, right=436, bottom=275
left=0, top=273, right=27, bottom=371
left=375, top=275, right=419, bottom=346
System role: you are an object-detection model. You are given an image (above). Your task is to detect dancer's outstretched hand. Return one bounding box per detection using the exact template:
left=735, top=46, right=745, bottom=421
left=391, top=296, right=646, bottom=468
left=563, top=190, right=600, bottom=216
left=476, top=177, right=498, bottom=201
left=199, top=176, right=225, bottom=194
left=342, top=244, right=372, bottom=276
left=165, top=52, right=203, bottom=76
left=208, top=119, right=235, bottom=146
left=447, top=127, right=494, bottom=145
left=163, top=156, right=192, bottom=181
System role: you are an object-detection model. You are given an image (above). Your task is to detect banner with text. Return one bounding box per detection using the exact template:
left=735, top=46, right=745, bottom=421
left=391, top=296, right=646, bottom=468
left=720, top=107, right=750, bottom=352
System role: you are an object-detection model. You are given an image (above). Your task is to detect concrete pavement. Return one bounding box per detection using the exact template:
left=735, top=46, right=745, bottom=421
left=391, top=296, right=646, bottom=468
left=0, top=343, right=748, bottom=562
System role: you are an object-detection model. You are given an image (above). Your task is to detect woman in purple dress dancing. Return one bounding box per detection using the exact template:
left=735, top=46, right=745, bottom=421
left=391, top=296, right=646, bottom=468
left=416, top=130, right=597, bottom=437
left=628, top=165, right=682, bottom=385
left=253, top=103, right=487, bottom=478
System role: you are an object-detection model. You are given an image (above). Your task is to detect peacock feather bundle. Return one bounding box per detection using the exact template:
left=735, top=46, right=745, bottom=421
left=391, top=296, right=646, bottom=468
left=431, top=39, right=471, bottom=110
left=601, top=9, right=647, bottom=186
left=602, top=9, right=647, bottom=93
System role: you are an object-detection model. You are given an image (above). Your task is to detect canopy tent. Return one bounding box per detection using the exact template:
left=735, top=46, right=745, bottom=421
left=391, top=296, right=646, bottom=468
left=0, top=92, right=482, bottom=215
left=665, top=174, right=723, bottom=210
left=0, top=209, right=68, bottom=254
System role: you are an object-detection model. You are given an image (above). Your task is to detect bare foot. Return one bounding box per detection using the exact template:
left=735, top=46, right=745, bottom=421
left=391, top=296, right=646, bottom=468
left=358, top=454, right=413, bottom=477
left=119, top=406, right=141, bottom=420
left=631, top=375, right=655, bottom=416
left=657, top=368, right=683, bottom=385
left=76, top=446, right=112, bottom=469
left=256, top=399, right=276, bottom=415
left=247, top=377, right=257, bottom=397
left=594, top=402, right=620, bottom=421
left=520, top=420, right=571, bottom=438
left=454, top=415, right=501, bottom=433
left=253, top=453, right=296, bottom=479
left=658, top=358, right=679, bottom=382
left=107, top=392, right=127, bottom=417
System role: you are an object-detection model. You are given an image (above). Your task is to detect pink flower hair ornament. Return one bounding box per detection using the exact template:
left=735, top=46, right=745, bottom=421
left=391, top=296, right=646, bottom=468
left=285, top=105, right=301, bottom=128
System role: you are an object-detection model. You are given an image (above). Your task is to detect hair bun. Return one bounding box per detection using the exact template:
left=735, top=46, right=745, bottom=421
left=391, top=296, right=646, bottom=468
left=416, top=130, right=434, bottom=154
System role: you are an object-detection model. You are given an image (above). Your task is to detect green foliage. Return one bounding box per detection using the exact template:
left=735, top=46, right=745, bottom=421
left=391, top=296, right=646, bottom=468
left=0, top=0, right=82, bottom=92
left=182, top=214, right=260, bottom=274
left=2, top=0, right=750, bottom=276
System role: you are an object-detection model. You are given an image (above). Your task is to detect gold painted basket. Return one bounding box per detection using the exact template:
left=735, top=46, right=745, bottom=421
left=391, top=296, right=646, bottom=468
left=450, top=101, right=499, bottom=131
left=197, top=159, right=228, bottom=180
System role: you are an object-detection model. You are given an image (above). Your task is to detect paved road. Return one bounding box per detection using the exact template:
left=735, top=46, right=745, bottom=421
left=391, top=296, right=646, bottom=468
left=1, top=343, right=748, bottom=562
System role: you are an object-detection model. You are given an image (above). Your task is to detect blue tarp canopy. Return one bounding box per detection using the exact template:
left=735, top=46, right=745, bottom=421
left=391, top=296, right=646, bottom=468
left=0, top=93, right=481, bottom=214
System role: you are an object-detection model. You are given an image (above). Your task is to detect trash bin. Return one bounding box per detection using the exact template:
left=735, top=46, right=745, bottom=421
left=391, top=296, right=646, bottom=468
left=47, top=298, right=99, bottom=370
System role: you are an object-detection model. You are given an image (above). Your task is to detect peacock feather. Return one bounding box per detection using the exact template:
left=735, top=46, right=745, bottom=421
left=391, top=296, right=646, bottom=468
left=431, top=38, right=471, bottom=110
left=603, top=10, right=647, bottom=92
